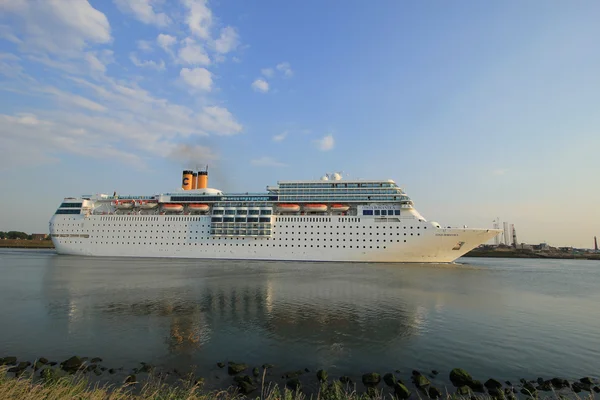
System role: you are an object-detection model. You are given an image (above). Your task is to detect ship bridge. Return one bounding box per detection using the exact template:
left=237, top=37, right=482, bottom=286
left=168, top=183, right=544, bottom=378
left=267, top=177, right=413, bottom=205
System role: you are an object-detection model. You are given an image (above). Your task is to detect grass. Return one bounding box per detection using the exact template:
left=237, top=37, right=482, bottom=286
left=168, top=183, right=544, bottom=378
left=0, top=367, right=597, bottom=400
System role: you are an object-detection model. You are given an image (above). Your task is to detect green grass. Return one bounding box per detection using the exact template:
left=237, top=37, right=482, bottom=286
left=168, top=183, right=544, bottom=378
left=0, top=367, right=596, bottom=400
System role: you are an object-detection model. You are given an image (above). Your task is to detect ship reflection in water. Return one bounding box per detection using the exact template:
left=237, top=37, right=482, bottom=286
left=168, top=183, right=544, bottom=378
left=39, top=255, right=426, bottom=379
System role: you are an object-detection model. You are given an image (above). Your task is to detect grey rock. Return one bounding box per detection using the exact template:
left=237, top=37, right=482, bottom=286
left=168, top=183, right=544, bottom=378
left=362, top=372, right=381, bottom=386
left=485, top=378, right=503, bottom=390
left=91, top=357, right=102, bottom=363
left=428, top=386, right=442, bottom=399
left=283, top=370, right=304, bottom=379
left=537, top=381, right=553, bottom=391
left=1, top=356, right=17, bottom=365
left=316, top=369, right=328, bottom=383
left=450, top=368, right=473, bottom=387
left=580, top=377, right=593, bottom=385
left=469, top=380, right=485, bottom=393
left=592, top=386, right=600, bottom=393
left=550, top=377, right=568, bottom=388
left=414, top=374, right=431, bottom=388
left=227, top=362, right=248, bottom=375
left=125, top=374, right=136, bottom=384
left=394, top=382, right=411, bottom=399
left=252, top=367, right=260, bottom=377
left=140, top=364, right=153, bottom=373
left=217, top=362, right=225, bottom=368
left=86, top=364, right=97, bottom=372
left=233, top=375, right=253, bottom=385
left=60, top=356, right=83, bottom=372
left=38, top=357, right=48, bottom=365
left=383, top=373, right=396, bottom=387
left=457, top=385, right=470, bottom=395
left=238, top=381, right=257, bottom=394
left=40, top=367, right=66, bottom=382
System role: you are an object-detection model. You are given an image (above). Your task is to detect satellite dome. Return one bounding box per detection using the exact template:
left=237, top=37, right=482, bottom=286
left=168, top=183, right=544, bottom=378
left=320, top=175, right=329, bottom=181
left=332, top=172, right=342, bottom=181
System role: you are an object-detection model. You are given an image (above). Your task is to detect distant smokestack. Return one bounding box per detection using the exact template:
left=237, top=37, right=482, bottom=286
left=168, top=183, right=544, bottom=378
left=512, top=224, right=518, bottom=248
left=595, top=236, right=598, bottom=251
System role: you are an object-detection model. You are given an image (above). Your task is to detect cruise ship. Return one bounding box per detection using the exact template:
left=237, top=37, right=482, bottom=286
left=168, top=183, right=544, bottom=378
left=49, top=169, right=501, bottom=262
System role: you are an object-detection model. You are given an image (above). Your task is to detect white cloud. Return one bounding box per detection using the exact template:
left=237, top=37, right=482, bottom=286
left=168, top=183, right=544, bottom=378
left=114, top=0, right=170, bottom=26
left=251, top=156, right=287, bottom=167
left=272, top=132, right=287, bottom=142
left=251, top=79, right=269, bottom=93
left=157, top=33, right=177, bottom=50
left=276, top=62, right=293, bottom=77
left=197, top=106, right=242, bottom=136
left=0, top=112, right=143, bottom=169
left=214, top=26, right=239, bottom=54
left=178, top=37, right=210, bottom=65
left=130, top=54, right=165, bottom=70
left=39, top=86, right=107, bottom=112
left=1, top=0, right=111, bottom=55
left=183, top=0, right=212, bottom=39
left=180, top=67, right=212, bottom=91
left=0, top=0, right=245, bottom=171
left=314, top=134, right=334, bottom=151
left=137, top=40, right=153, bottom=52
left=261, top=68, right=274, bottom=78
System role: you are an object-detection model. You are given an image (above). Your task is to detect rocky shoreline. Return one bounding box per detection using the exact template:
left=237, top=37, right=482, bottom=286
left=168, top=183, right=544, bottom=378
left=2, top=355, right=599, bottom=398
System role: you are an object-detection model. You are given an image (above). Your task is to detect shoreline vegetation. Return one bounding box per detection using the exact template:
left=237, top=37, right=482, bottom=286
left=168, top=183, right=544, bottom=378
left=1, top=356, right=599, bottom=400
left=2, top=239, right=599, bottom=260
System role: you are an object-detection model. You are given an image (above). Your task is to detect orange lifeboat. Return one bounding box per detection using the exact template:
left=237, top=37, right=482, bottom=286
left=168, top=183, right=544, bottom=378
left=331, top=204, right=350, bottom=212
left=113, top=200, right=134, bottom=209
left=188, top=204, right=209, bottom=213
left=138, top=200, right=158, bottom=209
left=303, top=204, right=327, bottom=212
left=278, top=204, right=300, bottom=213
left=162, top=203, right=183, bottom=213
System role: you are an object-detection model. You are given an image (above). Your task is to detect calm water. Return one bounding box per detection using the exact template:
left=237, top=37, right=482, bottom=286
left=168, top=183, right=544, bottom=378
left=0, top=248, right=599, bottom=391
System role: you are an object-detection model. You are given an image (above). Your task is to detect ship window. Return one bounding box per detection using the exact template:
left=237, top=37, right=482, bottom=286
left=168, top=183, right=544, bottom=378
left=362, top=210, right=373, bottom=216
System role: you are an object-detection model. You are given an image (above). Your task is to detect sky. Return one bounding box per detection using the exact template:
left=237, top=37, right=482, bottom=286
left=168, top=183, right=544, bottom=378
left=0, top=0, right=599, bottom=248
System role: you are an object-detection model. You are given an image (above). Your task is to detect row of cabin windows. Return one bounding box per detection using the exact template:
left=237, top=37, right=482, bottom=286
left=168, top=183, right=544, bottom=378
left=85, top=235, right=418, bottom=242
left=362, top=210, right=400, bottom=216
left=55, top=224, right=425, bottom=231
left=84, top=241, right=408, bottom=248
left=276, top=217, right=360, bottom=223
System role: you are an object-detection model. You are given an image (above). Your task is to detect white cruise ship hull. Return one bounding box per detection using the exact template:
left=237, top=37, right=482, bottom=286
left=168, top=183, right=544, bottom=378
left=50, top=214, right=500, bottom=263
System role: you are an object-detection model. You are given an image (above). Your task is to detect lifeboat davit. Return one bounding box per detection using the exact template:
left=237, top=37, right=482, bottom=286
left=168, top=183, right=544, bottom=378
left=188, top=204, right=209, bottom=213
left=113, top=200, right=134, bottom=209
left=138, top=200, right=158, bottom=209
left=303, top=204, right=327, bottom=212
left=330, top=204, right=350, bottom=212
left=162, top=203, right=183, bottom=212
left=278, top=204, right=300, bottom=213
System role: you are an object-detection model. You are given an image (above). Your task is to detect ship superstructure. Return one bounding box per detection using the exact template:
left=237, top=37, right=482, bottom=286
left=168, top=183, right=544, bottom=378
left=49, top=170, right=501, bottom=262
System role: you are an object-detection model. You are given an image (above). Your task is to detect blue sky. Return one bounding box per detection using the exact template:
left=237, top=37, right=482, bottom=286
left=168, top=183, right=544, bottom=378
left=1, top=0, right=599, bottom=248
